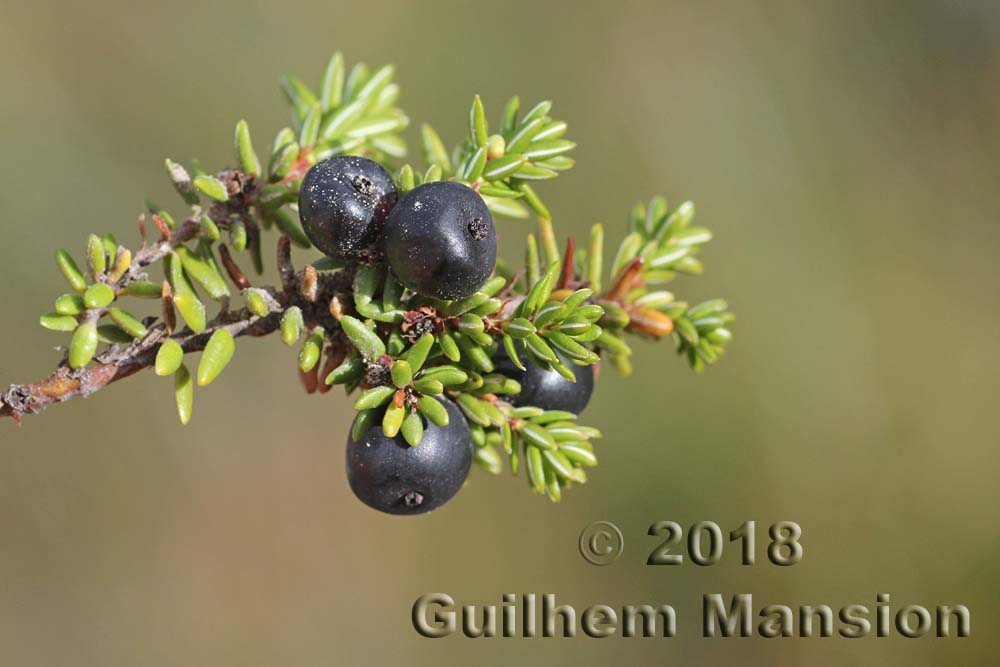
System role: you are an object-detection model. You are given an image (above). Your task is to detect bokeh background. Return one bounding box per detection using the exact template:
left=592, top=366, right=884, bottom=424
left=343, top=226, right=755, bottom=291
left=1, top=1, right=998, bottom=664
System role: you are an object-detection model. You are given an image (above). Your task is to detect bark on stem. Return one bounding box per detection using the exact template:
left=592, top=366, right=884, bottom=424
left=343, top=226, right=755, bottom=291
left=0, top=305, right=283, bottom=423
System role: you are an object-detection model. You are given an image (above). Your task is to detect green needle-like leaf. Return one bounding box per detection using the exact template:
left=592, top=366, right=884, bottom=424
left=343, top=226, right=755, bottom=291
left=675, top=317, right=699, bottom=346
left=575, top=304, right=604, bottom=323
left=268, top=141, right=299, bottom=183
left=326, top=356, right=365, bottom=385
left=391, top=359, right=413, bottom=388
left=526, top=444, right=546, bottom=492
left=520, top=100, right=552, bottom=126
left=502, top=334, right=525, bottom=370
left=475, top=445, right=504, bottom=475
left=197, top=329, right=235, bottom=386
left=299, top=106, right=321, bottom=146
left=382, top=401, right=405, bottom=438
left=483, top=154, right=525, bottom=181
left=340, top=315, right=386, bottom=359
left=319, top=52, right=345, bottom=112
left=484, top=196, right=529, bottom=219
left=500, top=95, right=520, bottom=138
left=401, top=409, right=424, bottom=447
left=235, top=119, right=261, bottom=176
left=354, top=64, right=394, bottom=105
left=83, top=283, right=115, bottom=310
left=382, top=272, right=404, bottom=313
left=533, top=120, right=568, bottom=142
left=420, top=124, right=451, bottom=174
left=355, top=385, right=396, bottom=411
left=560, top=444, right=598, bottom=467
left=470, top=95, right=488, bottom=147
left=282, top=75, right=319, bottom=111
left=522, top=261, right=560, bottom=316
left=525, top=333, right=558, bottom=364
left=418, top=365, right=467, bottom=386
left=417, top=395, right=449, bottom=427
left=411, top=378, right=444, bottom=395
left=456, top=394, right=492, bottom=426
left=545, top=466, right=562, bottom=502
left=56, top=249, right=87, bottom=292
left=521, top=139, right=575, bottom=161
left=533, top=301, right=567, bottom=329
left=588, top=224, right=604, bottom=293
left=68, top=322, right=98, bottom=369
left=155, top=340, right=184, bottom=377
left=543, top=449, right=581, bottom=482
left=280, top=307, right=303, bottom=346
left=319, top=99, right=365, bottom=142
left=545, top=330, right=599, bottom=364
left=454, top=333, right=493, bottom=372
left=175, top=246, right=229, bottom=300
left=165, top=158, right=199, bottom=205
left=397, top=164, right=415, bottom=193
left=506, top=117, right=544, bottom=155
left=299, top=327, right=325, bottom=372
left=193, top=175, right=229, bottom=202
left=108, top=308, right=147, bottom=338
left=458, top=313, right=485, bottom=336
left=520, top=422, right=557, bottom=451
left=437, top=332, right=461, bottom=362
left=462, top=145, right=487, bottom=181
left=173, top=292, right=206, bottom=333
left=39, top=313, right=77, bottom=332
left=86, top=234, right=106, bottom=278
left=244, top=289, right=269, bottom=317
left=229, top=221, right=248, bottom=252
left=351, top=408, right=378, bottom=442
left=505, top=318, right=535, bottom=339
left=174, top=364, right=194, bottom=425
left=401, top=332, right=434, bottom=371
left=55, top=294, right=85, bottom=316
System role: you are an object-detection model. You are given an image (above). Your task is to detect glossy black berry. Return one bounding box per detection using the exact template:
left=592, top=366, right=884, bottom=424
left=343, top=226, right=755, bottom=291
left=346, top=397, right=472, bottom=515
left=494, top=344, right=595, bottom=414
left=298, top=156, right=397, bottom=262
left=383, top=181, right=496, bottom=300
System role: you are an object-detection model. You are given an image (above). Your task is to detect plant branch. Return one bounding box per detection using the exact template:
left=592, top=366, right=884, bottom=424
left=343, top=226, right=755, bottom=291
left=0, top=301, right=281, bottom=423
left=1, top=222, right=357, bottom=423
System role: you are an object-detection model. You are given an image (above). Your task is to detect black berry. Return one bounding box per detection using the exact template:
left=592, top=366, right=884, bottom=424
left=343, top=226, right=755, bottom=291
left=346, top=397, right=472, bottom=515
left=494, top=343, right=595, bottom=414
left=298, top=156, right=397, bottom=262
left=383, top=181, right=496, bottom=300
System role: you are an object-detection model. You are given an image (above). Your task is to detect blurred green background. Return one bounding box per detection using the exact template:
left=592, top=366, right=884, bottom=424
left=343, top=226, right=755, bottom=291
left=1, top=1, right=998, bottom=664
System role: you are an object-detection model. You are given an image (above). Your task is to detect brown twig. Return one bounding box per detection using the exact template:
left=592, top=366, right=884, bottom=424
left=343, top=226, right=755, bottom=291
left=276, top=235, right=296, bottom=292
left=0, top=305, right=283, bottom=422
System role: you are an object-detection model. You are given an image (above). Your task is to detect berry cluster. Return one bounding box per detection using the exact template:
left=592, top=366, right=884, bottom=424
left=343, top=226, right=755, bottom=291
left=300, top=156, right=496, bottom=300
left=300, top=157, right=591, bottom=514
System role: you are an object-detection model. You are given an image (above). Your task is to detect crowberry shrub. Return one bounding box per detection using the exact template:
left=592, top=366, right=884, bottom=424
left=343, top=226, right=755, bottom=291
left=2, top=52, right=735, bottom=513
